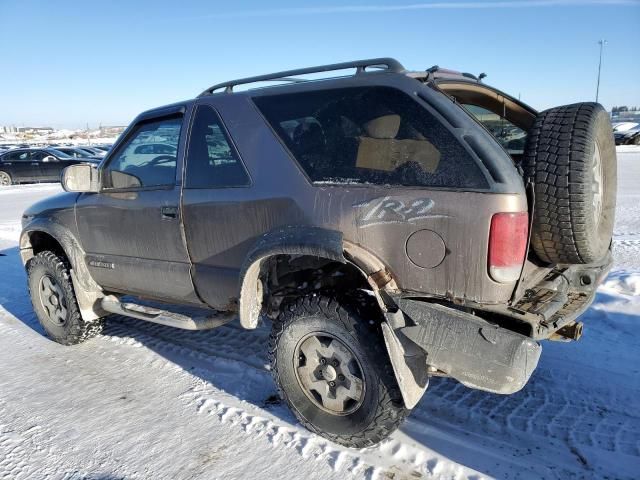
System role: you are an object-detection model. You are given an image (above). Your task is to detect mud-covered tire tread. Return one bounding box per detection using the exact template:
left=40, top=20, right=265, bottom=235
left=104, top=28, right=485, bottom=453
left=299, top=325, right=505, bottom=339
left=269, top=295, right=408, bottom=448
left=523, top=102, right=615, bottom=264
left=28, top=251, right=104, bottom=345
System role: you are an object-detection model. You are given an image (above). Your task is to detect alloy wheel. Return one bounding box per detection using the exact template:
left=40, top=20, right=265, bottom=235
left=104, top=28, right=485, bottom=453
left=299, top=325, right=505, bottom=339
left=294, top=332, right=366, bottom=416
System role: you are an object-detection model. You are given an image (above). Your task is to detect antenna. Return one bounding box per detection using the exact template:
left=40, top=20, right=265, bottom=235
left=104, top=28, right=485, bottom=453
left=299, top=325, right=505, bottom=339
left=596, top=39, right=607, bottom=103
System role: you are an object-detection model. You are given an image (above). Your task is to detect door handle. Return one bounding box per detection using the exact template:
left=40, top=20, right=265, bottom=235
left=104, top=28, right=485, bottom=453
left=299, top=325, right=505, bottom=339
left=161, top=206, right=178, bottom=219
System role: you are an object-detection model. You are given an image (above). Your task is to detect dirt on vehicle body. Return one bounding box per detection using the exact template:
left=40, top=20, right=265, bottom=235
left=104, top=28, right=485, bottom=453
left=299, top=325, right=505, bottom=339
left=20, top=58, right=616, bottom=447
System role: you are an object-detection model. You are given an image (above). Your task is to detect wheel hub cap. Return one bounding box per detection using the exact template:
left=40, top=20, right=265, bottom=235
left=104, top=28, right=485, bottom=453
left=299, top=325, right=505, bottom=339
left=592, top=141, right=604, bottom=228
left=38, top=275, right=67, bottom=326
left=294, top=333, right=365, bottom=416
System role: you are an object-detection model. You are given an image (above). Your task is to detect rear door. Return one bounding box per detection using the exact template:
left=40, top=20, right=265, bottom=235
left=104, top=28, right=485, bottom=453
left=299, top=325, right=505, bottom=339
left=75, top=106, right=201, bottom=304
left=3, top=150, right=38, bottom=182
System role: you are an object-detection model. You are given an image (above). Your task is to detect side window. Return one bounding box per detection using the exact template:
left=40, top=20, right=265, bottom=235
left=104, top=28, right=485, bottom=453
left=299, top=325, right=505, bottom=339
left=463, top=105, right=528, bottom=155
left=3, top=151, right=22, bottom=161
left=103, top=116, right=182, bottom=189
left=16, top=151, right=31, bottom=161
left=184, top=105, right=250, bottom=188
left=253, top=86, right=488, bottom=189
left=31, top=151, right=47, bottom=161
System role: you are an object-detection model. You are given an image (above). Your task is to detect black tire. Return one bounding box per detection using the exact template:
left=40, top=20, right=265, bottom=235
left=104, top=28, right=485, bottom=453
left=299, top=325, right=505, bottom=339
left=27, top=251, right=104, bottom=345
left=269, top=295, right=408, bottom=448
left=524, top=102, right=616, bottom=264
left=0, top=170, right=12, bottom=186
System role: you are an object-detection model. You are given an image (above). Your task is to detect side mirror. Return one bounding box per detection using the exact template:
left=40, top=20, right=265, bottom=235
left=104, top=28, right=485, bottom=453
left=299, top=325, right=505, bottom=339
left=61, top=163, right=99, bottom=192
left=43, top=155, right=57, bottom=162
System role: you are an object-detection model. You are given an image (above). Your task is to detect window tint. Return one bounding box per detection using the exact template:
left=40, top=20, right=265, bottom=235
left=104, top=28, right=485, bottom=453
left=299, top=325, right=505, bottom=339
left=463, top=105, right=527, bottom=155
left=103, top=116, right=182, bottom=189
left=31, top=151, right=47, bottom=161
left=13, top=151, right=31, bottom=161
left=63, top=149, right=84, bottom=158
left=47, top=149, right=72, bottom=159
left=184, top=105, right=250, bottom=188
left=254, top=86, right=487, bottom=189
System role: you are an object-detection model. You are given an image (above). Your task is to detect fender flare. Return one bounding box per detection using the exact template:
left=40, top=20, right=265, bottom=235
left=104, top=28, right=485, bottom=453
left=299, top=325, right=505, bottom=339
left=237, top=226, right=401, bottom=329
left=20, top=220, right=106, bottom=321
left=238, top=226, right=345, bottom=329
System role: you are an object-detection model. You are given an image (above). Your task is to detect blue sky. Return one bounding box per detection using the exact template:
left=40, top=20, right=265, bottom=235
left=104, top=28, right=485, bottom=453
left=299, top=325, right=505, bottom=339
left=1, top=0, right=639, bottom=129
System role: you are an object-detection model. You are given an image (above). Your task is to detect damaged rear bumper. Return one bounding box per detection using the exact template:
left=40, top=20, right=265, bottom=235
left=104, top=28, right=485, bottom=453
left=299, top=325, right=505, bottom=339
left=382, top=299, right=541, bottom=407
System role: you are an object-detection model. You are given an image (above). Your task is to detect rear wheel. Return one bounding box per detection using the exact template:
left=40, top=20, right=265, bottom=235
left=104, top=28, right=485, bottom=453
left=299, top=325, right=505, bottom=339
left=0, top=171, right=12, bottom=186
left=27, top=251, right=104, bottom=345
left=269, top=295, right=408, bottom=448
left=524, top=103, right=616, bottom=264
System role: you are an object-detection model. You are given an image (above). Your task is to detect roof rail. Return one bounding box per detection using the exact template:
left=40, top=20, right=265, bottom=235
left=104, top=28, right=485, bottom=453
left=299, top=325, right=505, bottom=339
left=197, top=57, right=405, bottom=97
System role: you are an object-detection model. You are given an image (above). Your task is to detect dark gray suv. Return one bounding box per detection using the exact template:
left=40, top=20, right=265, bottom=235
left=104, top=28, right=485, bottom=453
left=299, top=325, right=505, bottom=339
left=20, top=59, right=616, bottom=447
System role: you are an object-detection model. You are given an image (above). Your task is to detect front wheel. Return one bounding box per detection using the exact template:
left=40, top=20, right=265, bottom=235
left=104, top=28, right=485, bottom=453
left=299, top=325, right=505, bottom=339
left=269, top=295, right=408, bottom=448
left=27, top=251, right=104, bottom=345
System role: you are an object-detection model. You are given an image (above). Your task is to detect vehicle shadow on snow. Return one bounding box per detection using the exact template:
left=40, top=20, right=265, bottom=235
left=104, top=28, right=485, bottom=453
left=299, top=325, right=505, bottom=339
left=0, top=246, right=45, bottom=336
left=2, top=244, right=638, bottom=479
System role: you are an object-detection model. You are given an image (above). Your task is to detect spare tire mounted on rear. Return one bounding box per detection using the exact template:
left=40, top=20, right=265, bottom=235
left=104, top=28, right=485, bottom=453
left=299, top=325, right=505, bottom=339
left=524, top=102, right=616, bottom=264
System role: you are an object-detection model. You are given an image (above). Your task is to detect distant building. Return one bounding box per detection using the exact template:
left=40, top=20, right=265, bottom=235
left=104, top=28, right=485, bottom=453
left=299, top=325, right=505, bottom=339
left=100, top=126, right=127, bottom=135
left=16, top=126, right=54, bottom=134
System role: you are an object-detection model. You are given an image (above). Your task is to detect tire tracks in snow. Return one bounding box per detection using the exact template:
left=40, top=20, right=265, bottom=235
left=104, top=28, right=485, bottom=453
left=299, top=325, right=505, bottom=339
left=2, top=306, right=638, bottom=479
left=100, top=315, right=640, bottom=479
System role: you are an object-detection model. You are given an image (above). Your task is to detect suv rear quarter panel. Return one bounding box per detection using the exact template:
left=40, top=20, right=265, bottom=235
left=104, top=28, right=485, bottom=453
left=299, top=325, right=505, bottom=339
left=188, top=74, right=526, bottom=307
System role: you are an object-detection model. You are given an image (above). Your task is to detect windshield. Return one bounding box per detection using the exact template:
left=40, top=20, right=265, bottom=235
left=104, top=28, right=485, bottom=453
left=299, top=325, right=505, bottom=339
left=71, top=148, right=93, bottom=157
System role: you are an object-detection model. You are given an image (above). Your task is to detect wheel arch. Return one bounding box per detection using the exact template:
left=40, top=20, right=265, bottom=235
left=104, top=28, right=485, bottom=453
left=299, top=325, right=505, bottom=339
left=237, top=226, right=399, bottom=329
left=20, top=223, right=106, bottom=321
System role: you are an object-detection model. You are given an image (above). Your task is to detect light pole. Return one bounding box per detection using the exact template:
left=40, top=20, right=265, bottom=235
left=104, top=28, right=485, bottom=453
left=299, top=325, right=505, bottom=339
left=595, top=39, right=607, bottom=103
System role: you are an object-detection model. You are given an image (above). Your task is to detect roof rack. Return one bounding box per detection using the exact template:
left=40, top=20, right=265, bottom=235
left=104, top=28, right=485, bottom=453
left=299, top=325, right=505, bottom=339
left=197, top=57, right=405, bottom=97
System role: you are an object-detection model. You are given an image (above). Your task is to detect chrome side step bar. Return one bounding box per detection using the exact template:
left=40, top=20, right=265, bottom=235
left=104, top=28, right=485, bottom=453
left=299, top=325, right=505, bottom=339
left=101, top=295, right=235, bottom=330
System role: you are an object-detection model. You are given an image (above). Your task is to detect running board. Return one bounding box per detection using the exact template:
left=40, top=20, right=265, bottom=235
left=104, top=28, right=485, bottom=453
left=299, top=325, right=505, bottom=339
left=101, top=295, right=236, bottom=330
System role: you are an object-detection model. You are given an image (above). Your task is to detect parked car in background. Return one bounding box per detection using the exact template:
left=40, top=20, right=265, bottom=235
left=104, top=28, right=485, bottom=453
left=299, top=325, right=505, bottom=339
left=55, top=147, right=103, bottom=161
left=0, top=147, right=98, bottom=186
left=614, top=124, right=640, bottom=145
left=115, top=142, right=177, bottom=169
left=612, top=121, right=639, bottom=132
left=77, top=146, right=107, bottom=157
left=92, top=145, right=112, bottom=153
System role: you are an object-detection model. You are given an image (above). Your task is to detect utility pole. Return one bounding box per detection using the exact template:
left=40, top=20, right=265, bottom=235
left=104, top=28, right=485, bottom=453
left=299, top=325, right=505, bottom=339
left=595, top=39, right=607, bottom=103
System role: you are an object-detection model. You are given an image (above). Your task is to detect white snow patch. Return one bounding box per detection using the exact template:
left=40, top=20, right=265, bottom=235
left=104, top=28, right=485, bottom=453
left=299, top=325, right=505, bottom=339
left=602, top=272, right=640, bottom=296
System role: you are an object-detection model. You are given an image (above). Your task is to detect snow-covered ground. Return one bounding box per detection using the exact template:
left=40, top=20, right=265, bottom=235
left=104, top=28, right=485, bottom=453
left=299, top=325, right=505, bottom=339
left=0, top=149, right=639, bottom=480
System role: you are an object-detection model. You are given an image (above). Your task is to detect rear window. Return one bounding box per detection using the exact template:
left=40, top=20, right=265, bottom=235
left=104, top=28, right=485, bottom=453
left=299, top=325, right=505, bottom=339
left=254, top=86, right=488, bottom=189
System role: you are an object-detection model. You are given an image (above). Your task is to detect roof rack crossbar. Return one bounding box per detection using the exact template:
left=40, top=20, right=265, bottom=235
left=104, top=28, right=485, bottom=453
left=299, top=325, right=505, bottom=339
left=197, top=57, right=405, bottom=97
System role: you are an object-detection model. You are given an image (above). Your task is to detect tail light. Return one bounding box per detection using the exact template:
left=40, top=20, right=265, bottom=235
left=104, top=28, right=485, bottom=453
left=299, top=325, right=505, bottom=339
left=488, top=212, right=528, bottom=283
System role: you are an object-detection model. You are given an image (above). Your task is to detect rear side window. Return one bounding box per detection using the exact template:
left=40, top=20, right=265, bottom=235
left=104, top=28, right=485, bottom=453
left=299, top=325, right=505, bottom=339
left=4, top=151, right=30, bottom=161
left=184, top=105, right=250, bottom=188
left=254, top=86, right=487, bottom=189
